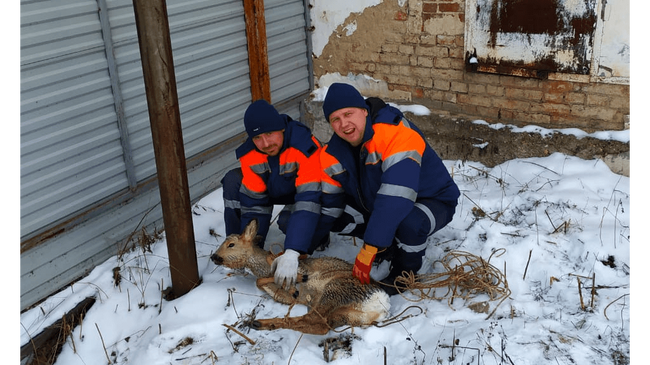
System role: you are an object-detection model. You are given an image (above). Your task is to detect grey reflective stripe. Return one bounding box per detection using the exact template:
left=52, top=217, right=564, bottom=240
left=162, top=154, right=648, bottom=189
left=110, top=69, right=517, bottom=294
left=377, top=183, right=417, bottom=202
left=241, top=205, right=273, bottom=215
left=340, top=223, right=357, bottom=235
left=414, top=202, right=436, bottom=235
left=344, top=204, right=365, bottom=224
left=322, top=181, right=344, bottom=194
left=383, top=150, right=422, bottom=171
left=281, top=204, right=294, bottom=213
left=395, top=237, right=428, bottom=253
left=240, top=184, right=267, bottom=200
left=297, top=181, right=320, bottom=194
left=322, top=206, right=343, bottom=218
left=400, top=118, right=412, bottom=129
left=223, top=198, right=240, bottom=210
left=280, top=161, right=298, bottom=174
left=324, top=162, right=345, bottom=176
left=365, top=151, right=382, bottom=165
left=250, top=162, right=270, bottom=174
left=339, top=205, right=364, bottom=234
left=294, top=200, right=321, bottom=214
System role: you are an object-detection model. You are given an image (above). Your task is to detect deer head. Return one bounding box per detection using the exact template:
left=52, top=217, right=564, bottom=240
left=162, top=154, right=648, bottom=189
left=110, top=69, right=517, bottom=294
left=210, top=219, right=268, bottom=274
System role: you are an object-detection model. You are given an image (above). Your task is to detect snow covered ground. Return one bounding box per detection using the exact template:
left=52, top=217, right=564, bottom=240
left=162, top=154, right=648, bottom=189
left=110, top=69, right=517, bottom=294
left=19, top=132, right=632, bottom=364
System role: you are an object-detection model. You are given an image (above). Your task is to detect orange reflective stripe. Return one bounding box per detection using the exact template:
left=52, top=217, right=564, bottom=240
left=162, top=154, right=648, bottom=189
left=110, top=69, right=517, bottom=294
left=240, top=136, right=323, bottom=194
left=319, top=145, right=343, bottom=188
left=297, top=146, right=322, bottom=187
left=279, top=146, right=322, bottom=188
left=366, top=121, right=426, bottom=163
left=240, top=151, right=269, bottom=193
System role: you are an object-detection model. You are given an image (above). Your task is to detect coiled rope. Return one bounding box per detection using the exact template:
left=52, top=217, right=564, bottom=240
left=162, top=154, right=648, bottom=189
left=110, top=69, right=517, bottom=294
left=387, top=249, right=511, bottom=319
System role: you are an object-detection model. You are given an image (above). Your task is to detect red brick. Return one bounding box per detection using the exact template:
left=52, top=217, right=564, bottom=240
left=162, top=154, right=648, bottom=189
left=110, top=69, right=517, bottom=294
left=543, top=80, right=574, bottom=94
left=439, top=3, right=461, bottom=12
left=423, top=3, right=437, bottom=13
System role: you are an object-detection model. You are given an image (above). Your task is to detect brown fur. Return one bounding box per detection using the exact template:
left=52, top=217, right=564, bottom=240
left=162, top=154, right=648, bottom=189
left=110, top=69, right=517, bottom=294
left=210, top=219, right=391, bottom=335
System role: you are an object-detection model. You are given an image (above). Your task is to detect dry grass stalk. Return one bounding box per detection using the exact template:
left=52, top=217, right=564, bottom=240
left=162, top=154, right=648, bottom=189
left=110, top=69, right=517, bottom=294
left=287, top=333, right=303, bottom=365
left=522, top=249, right=532, bottom=280
left=95, top=323, right=112, bottom=364
left=590, top=273, right=596, bottom=309
left=570, top=273, right=596, bottom=311
left=603, top=293, right=629, bottom=320
left=222, top=324, right=256, bottom=345
left=576, top=277, right=585, bottom=310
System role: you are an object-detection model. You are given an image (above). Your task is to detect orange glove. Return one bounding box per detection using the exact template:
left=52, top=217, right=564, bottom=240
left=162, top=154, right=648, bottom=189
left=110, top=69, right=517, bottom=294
left=353, top=244, right=378, bottom=284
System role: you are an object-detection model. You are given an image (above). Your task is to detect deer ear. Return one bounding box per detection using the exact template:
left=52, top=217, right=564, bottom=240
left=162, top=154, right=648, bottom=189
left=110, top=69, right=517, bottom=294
left=243, top=218, right=258, bottom=241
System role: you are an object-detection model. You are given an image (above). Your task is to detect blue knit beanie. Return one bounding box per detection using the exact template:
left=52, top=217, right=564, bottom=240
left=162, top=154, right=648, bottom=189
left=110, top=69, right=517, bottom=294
left=322, top=83, right=368, bottom=122
left=244, top=99, right=287, bottom=138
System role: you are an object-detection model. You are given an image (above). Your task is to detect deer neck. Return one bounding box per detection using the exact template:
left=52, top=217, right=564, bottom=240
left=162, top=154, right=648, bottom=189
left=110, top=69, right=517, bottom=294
left=246, top=246, right=274, bottom=278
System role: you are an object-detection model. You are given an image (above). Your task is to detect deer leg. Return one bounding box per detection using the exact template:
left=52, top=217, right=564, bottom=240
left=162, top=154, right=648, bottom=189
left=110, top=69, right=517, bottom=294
left=256, top=277, right=275, bottom=286
left=251, top=310, right=331, bottom=335
left=256, top=279, right=301, bottom=306
left=255, top=275, right=306, bottom=287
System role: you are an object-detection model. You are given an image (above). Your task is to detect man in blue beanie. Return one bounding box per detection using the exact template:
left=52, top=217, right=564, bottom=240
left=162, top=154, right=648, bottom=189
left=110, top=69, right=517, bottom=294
left=312, top=83, right=460, bottom=295
left=221, top=99, right=323, bottom=288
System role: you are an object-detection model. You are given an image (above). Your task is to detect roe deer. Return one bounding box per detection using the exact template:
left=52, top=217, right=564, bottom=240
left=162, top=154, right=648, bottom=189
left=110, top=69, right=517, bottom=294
left=210, top=219, right=390, bottom=335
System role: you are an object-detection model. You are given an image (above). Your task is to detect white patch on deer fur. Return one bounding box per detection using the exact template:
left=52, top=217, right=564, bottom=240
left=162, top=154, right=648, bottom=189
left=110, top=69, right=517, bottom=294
left=361, top=291, right=390, bottom=322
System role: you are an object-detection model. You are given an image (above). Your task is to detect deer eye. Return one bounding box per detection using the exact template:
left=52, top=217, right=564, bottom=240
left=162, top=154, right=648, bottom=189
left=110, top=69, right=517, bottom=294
left=227, top=243, right=235, bottom=248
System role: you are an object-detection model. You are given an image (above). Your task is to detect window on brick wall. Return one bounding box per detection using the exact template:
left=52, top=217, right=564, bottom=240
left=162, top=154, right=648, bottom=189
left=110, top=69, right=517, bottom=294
left=465, top=0, right=629, bottom=85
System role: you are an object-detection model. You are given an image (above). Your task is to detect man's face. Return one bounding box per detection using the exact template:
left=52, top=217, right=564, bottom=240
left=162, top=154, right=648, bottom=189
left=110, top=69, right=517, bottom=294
left=329, top=107, right=368, bottom=147
left=252, top=130, right=284, bottom=156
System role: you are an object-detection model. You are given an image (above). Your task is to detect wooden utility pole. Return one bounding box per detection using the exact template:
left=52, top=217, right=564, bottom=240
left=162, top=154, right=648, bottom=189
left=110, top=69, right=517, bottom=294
left=243, top=0, right=271, bottom=102
left=132, top=0, right=200, bottom=298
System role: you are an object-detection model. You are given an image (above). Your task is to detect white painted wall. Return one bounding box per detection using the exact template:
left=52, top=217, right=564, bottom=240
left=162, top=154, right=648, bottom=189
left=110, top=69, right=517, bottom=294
left=593, top=0, right=630, bottom=81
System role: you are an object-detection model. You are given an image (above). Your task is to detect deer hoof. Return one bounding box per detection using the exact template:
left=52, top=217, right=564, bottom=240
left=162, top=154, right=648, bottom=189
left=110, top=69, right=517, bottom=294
left=252, top=320, right=277, bottom=331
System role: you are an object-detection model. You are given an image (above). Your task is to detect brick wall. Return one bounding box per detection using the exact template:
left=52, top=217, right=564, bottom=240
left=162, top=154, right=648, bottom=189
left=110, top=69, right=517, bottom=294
left=312, top=0, right=629, bottom=132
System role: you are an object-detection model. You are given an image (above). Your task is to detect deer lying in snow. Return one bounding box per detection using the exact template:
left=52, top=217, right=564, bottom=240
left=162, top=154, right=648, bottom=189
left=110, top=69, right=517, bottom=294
left=210, top=219, right=390, bottom=335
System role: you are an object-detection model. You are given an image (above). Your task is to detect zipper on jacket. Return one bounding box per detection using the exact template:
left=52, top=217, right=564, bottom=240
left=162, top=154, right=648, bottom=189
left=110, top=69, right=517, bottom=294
left=356, top=141, right=371, bottom=214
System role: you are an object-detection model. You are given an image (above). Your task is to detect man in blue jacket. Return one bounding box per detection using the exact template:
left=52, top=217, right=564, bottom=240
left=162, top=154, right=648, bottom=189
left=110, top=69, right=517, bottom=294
left=221, top=99, right=322, bottom=288
left=312, top=83, right=460, bottom=295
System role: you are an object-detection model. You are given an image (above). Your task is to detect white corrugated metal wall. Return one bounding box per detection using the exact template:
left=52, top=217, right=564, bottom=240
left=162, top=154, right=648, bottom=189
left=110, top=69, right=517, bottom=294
left=266, top=0, right=312, bottom=108
left=20, top=0, right=313, bottom=310
left=21, top=0, right=130, bottom=238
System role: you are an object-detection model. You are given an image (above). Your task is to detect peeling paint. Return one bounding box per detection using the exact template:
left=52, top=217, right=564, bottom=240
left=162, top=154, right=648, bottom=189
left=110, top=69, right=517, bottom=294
left=467, top=0, right=599, bottom=76
left=309, top=0, right=381, bottom=57
left=343, top=20, right=358, bottom=36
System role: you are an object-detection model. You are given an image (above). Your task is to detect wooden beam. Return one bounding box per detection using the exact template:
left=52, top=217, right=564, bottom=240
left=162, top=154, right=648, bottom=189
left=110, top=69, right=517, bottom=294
left=20, top=297, right=96, bottom=365
left=243, top=0, right=271, bottom=102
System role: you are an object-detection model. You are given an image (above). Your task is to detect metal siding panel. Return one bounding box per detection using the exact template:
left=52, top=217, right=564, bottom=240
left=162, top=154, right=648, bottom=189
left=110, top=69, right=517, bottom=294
left=265, top=0, right=311, bottom=105
left=21, top=0, right=105, bottom=66
left=21, top=0, right=129, bottom=239
left=169, top=0, right=250, bottom=158
left=168, top=1, right=252, bottom=160
left=105, top=0, right=156, bottom=182
left=108, top=0, right=252, bottom=182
